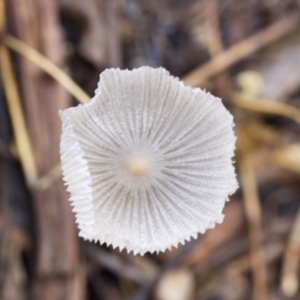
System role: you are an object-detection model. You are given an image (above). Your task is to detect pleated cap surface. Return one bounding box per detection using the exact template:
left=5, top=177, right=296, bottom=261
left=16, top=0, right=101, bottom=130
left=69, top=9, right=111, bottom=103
left=59, top=66, right=238, bottom=255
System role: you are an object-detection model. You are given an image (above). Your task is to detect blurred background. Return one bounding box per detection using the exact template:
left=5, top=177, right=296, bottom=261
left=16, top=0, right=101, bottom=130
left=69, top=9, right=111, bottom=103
left=1, top=0, right=300, bottom=299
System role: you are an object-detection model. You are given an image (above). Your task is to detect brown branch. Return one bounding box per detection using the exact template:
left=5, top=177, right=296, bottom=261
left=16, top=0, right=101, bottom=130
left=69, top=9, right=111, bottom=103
left=183, top=201, right=244, bottom=266
left=6, top=1, right=86, bottom=299
left=183, top=15, right=300, bottom=87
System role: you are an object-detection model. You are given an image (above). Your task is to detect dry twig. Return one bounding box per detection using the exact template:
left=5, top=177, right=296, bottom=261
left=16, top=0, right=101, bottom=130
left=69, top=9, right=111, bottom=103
left=232, top=93, right=300, bottom=124
left=4, top=35, right=90, bottom=190
left=0, top=1, right=38, bottom=187
left=0, top=0, right=4, bottom=33
left=240, top=155, right=269, bottom=300
left=33, top=163, right=62, bottom=191
left=183, top=201, right=244, bottom=266
left=5, top=35, right=89, bottom=104
left=281, top=207, right=300, bottom=297
left=104, top=0, right=122, bottom=67
left=85, top=245, right=152, bottom=286
left=225, top=241, right=283, bottom=276
left=203, top=0, right=231, bottom=95
left=183, top=15, right=299, bottom=87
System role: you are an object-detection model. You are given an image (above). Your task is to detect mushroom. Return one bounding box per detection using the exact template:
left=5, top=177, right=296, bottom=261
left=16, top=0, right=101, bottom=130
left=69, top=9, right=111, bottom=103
left=59, top=66, right=238, bottom=255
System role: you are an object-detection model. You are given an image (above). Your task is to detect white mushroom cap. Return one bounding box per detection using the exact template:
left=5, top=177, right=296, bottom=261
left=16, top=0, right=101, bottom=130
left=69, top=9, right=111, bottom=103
left=59, top=66, right=238, bottom=255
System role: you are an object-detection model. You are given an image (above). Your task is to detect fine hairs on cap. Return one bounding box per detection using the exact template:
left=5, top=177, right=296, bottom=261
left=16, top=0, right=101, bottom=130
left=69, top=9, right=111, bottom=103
left=59, top=66, right=238, bottom=255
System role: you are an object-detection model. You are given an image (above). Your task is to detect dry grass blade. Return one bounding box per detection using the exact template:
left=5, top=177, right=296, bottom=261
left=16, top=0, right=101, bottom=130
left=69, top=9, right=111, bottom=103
left=232, top=94, right=300, bottom=123
left=0, top=46, right=38, bottom=187
left=5, top=35, right=90, bottom=104
left=183, top=15, right=299, bottom=87
left=33, top=163, right=62, bottom=191
left=240, top=155, right=269, bottom=300
left=281, top=207, right=300, bottom=297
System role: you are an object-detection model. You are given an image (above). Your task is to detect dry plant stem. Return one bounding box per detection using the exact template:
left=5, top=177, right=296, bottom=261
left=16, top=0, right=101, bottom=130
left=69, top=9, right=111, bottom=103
left=183, top=15, right=299, bottom=87
left=226, top=241, right=283, bottom=276
left=196, top=218, right=292, bottom=279
left=104, top=0, right=122, bottom=67
left=85, top=245, right=151, bottom=286
left=232, top=93, right=300, bottom=123
left=0, top=46, right=38, bottom=187
left=0, top=0, right=4, bottom=33
left=280, top=207, right=300, bottom=297
left=4, top=34, right=89, bottom=189
left=204, top=0, right=223, bottom=56
left=1, top=0, right=36, bottom=183
left=0, top=75, right=28, bottom=300
left=240, top=155, right=269, bottom=300
left=5, top=35, right=89, bottom=104
left=203, top=0, right=231, bottom=95
left=33, top=163, right=62, bottom=191
left=130, top=240, right=199, bottom=300
left=183, top=201, right=244, bottom=266
left=7, top=0, right=85, bottom=298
